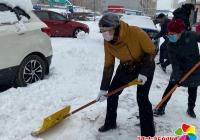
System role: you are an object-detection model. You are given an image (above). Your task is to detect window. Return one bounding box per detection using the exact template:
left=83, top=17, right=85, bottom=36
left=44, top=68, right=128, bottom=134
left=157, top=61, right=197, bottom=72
left=35, top=12, right=49, bottom=20
left=50, top=12, right=66, bottom=21
left=13, top=7, right=30, bottom=20
left=0, top=3, right=12, bottom=12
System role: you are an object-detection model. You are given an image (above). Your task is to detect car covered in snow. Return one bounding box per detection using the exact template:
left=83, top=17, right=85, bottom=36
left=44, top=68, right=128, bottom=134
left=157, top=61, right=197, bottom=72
left=33, top=10, right=89, bottom=38
left=0, top=3, right=53, bottom=87
left=121, top=14, right=160, bottom=51
left=155, top=9, right=173, bottom=19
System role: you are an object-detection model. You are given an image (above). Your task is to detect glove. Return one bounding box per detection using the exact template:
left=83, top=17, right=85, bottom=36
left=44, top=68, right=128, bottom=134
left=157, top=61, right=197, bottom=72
left=96, top=90, right=107, bottom=102
left=138, top=74, right=147, bottom=85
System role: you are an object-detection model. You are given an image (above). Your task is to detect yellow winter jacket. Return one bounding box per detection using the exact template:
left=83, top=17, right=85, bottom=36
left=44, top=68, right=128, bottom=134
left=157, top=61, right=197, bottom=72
left=100, top=21, right=156, bottom=90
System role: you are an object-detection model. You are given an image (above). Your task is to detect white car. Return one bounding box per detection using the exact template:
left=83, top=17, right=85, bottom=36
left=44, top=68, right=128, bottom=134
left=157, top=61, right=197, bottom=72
left=0, top=3, right=53, bottom=87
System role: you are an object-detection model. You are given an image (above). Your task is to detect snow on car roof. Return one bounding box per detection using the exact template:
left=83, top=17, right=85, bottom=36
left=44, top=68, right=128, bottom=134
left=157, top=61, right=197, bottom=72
left=121, top=15, right=158, bottom=31
left=0, top=0, right=33, bottom=12
left=0, top=11, right=18, bottom=24
left=47, top=8, right=70, bottom=14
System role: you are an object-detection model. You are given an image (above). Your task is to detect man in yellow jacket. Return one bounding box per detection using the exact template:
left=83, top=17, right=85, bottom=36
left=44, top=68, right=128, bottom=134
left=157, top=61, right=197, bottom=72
left=96, top=13, right=156, bottom=137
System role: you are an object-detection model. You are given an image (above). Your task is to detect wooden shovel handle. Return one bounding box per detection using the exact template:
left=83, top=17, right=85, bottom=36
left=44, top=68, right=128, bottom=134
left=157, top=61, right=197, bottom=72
left=155, top=60, right=200, bottom=109
left=64, top=80, right=140, bottom=119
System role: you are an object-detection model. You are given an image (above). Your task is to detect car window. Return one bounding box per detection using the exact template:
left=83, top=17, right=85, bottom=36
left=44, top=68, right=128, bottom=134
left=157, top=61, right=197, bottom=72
left=35, top=11, right=49, bottom=20
left=13, top=7, right=30, bottom=20
left=0, top=4, right=12, bottom=11
left=50, top=12, right=66, bottom=21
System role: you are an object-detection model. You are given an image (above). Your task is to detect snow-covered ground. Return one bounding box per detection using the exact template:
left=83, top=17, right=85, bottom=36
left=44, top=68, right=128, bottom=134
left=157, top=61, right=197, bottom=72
left=0, top=21, right=200, bottom=140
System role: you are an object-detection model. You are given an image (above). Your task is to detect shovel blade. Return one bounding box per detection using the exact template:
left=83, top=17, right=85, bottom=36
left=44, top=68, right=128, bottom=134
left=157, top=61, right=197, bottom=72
left=31, top=105, right=71, bottom=136
left=128, top=79, right=142, bottom=86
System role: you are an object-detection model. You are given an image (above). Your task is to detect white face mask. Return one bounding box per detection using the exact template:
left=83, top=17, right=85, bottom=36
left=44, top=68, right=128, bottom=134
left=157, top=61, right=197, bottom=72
left=102, top=31, right=113, bottom=41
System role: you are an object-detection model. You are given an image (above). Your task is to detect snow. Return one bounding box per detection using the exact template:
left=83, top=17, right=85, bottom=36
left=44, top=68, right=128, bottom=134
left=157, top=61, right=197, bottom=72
left=0, top=0, right=33, bottom=12
left=178, top=0, right=186, bottom=4
left=76, top=31, right=88, bottom=39
left=0, top=11, right=29, bottom=25
left=0, top=11, right=28, bottom=33
left=0, top=11, right=18, bottom=24
left=0, top=21, right=200, bottom=140
left=47, top=8, right=70, bottom=15
left=121, top=15, right=159, bottom=31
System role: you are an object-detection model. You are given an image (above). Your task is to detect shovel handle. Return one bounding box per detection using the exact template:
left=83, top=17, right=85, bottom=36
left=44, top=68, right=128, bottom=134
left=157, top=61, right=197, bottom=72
left=155, top=60, right=200, bottom=109
left=64, top=79, right=141, bottom=119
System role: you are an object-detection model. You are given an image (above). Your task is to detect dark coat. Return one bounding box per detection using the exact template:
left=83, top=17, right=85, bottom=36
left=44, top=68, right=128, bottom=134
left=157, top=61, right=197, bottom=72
left=168, top=31, right=200, bottom=87
left=154, top=18, right=171, bottom=41
left=173, top=7, right=191, bottom=30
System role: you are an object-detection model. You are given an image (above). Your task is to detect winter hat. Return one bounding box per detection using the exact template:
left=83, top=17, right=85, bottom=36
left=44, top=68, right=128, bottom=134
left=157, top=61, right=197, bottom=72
left=156, top=13, right=166, bottom=19
left=167, top=19, right=185, bottom=33
left=99, top=13, right=120, bottom=28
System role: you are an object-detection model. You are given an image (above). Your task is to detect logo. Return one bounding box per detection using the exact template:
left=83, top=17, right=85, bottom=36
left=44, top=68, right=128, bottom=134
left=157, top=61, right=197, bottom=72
left=175, top=123, right=197, bottom=140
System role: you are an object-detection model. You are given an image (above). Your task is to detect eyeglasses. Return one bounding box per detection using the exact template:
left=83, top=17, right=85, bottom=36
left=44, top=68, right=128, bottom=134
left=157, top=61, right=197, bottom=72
left=99, top=27, right=114, bottom=33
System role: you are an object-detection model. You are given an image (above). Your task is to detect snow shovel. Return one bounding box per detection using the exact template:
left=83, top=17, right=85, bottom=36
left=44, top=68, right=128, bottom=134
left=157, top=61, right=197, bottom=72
left=155, top=60, right=200, bottom=110
left=31, top=79, right=142, bottom=136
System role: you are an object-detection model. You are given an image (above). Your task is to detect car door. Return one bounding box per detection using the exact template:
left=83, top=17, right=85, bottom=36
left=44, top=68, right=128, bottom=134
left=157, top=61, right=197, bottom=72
left=49, top=11, right=69, bottom=36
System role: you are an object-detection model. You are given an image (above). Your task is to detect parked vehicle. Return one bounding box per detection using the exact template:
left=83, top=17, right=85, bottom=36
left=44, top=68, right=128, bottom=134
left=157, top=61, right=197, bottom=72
left=124, top=9, right=144, bottom=16
left=121, top=15, right=160, bottom=51
left=0, top=3, right=53, bottom=87
left=85, top=12, right=101, bottom=21
left=192, top=22, right=200, bottom=33
left=33, top=10, right=89, bottom=38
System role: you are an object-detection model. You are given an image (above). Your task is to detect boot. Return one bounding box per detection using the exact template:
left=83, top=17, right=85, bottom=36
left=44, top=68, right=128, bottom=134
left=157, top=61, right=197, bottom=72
left=98, top=124, right=117, bottom=132
left=187, top=108, right=196, bottom=118
left=153, top=107, right=165, bottom=117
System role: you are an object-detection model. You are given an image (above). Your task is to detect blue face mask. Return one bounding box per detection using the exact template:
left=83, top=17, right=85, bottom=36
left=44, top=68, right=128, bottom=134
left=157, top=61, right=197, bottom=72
left=167, top=34, right=178, bottom=43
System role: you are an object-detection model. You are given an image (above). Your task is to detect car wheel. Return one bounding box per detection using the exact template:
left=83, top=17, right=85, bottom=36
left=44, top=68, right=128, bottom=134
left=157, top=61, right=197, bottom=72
left=15, top=55, right=46, bottom=87
left=73, top=28, right=83, bottom=38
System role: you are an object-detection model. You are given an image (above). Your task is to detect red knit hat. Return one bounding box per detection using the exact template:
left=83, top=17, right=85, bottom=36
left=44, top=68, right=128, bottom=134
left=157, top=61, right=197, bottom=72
left=167, top=19, right=185, bottom=33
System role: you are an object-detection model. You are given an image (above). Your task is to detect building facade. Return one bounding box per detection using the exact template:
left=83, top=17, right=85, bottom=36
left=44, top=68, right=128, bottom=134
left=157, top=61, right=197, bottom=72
left=101, top=0, right=141, bottom=12
left=140, top=0, right=157, bottom=16
left=32, top=0, right=157, bottom=17
left=70, top=0, right=157, bottom=16
left=69, top=0, right=101, bottom=12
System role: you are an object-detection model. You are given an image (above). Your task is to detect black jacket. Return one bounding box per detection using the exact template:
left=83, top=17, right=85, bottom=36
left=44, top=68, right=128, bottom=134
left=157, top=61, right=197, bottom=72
left=173, top=7, right=191, bottom=30
left=168, top=31, right=200, bottom=87
left=154, top=18, right=171, bottom=41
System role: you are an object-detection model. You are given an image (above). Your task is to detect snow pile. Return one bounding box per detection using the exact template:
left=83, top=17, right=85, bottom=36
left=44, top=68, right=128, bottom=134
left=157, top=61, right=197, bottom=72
left=0, top=0, right=33, bottom=12
left=76, top=31, right=88, bottom=39
left=15, top=20, right=27, bottom=34
left=0, top=11, right=29, bottom=25
left=0, top=11, right=18, bottom=24
left=178, top=0, right=186, bottom=4
left=121, top=15, right=158, bottom=31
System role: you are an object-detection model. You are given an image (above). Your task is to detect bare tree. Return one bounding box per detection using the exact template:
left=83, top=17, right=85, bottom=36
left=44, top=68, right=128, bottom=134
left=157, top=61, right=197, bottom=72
left=140, top=0, right=157, bottom=17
